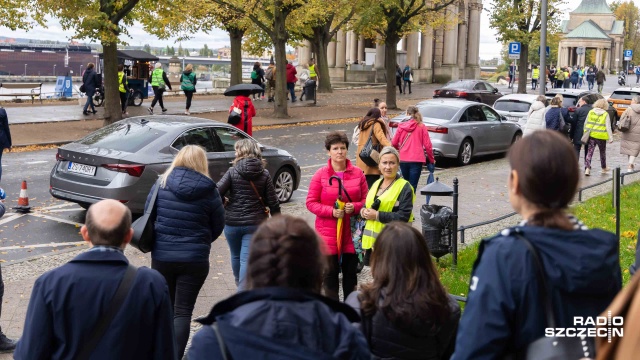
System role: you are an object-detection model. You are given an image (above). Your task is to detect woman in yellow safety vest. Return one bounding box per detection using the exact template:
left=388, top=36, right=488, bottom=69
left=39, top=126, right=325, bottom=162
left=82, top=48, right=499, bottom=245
left=360, top=146, right=415, bottom=265
left=309, top=59, right=318, bottom=81
left=583, top=98, right=614, bottom=176
left=117, top=64, right=129, bottom=115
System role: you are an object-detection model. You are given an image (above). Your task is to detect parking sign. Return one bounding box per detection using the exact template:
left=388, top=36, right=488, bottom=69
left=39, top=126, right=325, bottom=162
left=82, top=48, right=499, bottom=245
left=624, top=50, right=633, bottom=61
left=508, top=42, right=521, bottom=60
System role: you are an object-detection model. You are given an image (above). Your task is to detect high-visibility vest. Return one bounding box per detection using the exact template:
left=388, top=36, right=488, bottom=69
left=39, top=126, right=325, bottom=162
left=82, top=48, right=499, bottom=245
left=151, top=68, right=164, bottom=87
left=584, top=111, right=609, bottom=140
left=532, top=68, right=539, bottom=79
left=362, top=178, right=414, bottom=249
left=118, top=71, right=127, bottom=93
left=309, top=64, right=316, bottom=78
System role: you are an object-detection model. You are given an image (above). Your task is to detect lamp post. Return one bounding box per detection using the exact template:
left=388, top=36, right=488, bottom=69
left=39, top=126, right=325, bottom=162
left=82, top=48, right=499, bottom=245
left=24, top=64, right=27, bottom=76
left=53, top=64, right=57, bottom=77
left=80, top=64, right=83, bottom=76
left=539, top=0, right=548, bottom=96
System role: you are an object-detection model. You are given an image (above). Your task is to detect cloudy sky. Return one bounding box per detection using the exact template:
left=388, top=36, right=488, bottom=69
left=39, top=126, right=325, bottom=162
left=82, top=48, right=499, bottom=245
left=4, top=0, right=640, bottom=60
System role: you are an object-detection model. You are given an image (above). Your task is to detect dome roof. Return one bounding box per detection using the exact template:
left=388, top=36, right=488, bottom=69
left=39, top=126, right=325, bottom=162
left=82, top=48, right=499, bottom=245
left=572, top=0, right=612, bottom=14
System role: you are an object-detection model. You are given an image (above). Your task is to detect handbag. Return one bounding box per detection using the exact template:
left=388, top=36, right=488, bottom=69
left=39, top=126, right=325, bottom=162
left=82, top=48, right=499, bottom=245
left=249, top=180, right=271, bottom=216
left=358, top=122, right=382, bottom=167
left=343, top=188, right=365, bottom=261
left=558, top=110, right=571, bottom=136
left=130, top=178, right=161, bottom=253
left=409, top=74, right=414, bottom=82
left=581, top=129, right=591, bottom=144
left=228, top=107, right=242, bottom=125
left=512, top=234, right=594, bottom=360
left=79, top=84, right=86, bottom=93
left=618, top=112, right=631, bottom=132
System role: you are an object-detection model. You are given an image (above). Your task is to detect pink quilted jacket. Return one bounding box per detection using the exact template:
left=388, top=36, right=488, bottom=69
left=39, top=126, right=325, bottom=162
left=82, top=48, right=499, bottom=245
left=306, top=159, right=368, bottom=255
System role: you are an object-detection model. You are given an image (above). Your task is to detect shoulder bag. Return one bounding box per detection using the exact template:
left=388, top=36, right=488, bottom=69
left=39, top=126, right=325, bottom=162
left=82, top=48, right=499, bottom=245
left=76, top=264, right=137, bottom=360
left=511, top=234, right=594, bottom=360
left=249, top=180, right=271, bottom=216
left=130, top=178, right=161, bottom=253
left=358, top=122, right=382, bottom=167
left=581, top=128, right=592, bottom=144
left=618, top=111, right=631, bottom=132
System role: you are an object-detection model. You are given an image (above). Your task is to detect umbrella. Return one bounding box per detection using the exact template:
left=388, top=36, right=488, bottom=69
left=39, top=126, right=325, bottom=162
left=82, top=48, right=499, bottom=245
left=223, top=83, right=263, bottom=97
left=329, top=175, right=346, bottom=257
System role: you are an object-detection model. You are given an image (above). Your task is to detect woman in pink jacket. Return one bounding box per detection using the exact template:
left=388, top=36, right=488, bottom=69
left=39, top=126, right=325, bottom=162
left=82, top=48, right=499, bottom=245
left=306, top=131, right=368, bottom=301
left=392, top=106, right=435, bottom=191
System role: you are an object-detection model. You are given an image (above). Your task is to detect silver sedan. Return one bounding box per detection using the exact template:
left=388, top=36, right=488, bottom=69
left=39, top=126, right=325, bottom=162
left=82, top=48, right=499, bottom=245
left=50, top=116, right=301, bottom=213
left=389, top=100, right=523, bottom=165
left=493, top=94, right=540, bottom=127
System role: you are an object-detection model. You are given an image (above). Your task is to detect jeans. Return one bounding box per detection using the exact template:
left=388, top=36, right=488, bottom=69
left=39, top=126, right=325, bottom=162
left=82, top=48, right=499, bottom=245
left=588, top=80, right=594, bottom=91
left=636, top=74, right=640, bottom=84
left=83, top=88, right=95, bottom=113
left=400, top=162, right=423, bottom=192
left=151, top=86, right=165, bottom=109
left=224, top=225, right=258, bottom=291
left=531, top=79, right=537, bottom=90
left=597, top=83, right=604, bottom=94
left=0, top=150, right=3, bottom=183
left=579, top=78, right=583, bottom=87
left=184, top=90, right=194, bottom=110
left=403, top=80, right=412, bottom=94
left=324, top=254, right=358, bottom=301
left=287, top=82, right=296, bottom=102
left=267, top=80, right=276, bottom=99
left=585, top=138, right=607, bottom=169
left=151, top=259, right=209, bottom=359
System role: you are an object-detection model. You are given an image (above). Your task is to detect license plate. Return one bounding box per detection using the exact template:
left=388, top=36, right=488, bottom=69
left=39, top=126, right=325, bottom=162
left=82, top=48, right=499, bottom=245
left=67, top=162, right=96, bottom=176
left=618, top=104, right=629, bottom=108
left=507, top=116, right=519, bottom=122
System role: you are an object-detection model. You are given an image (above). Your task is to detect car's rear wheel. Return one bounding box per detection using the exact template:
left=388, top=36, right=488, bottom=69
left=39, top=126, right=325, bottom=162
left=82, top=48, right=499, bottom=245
left=511, top=132, right=522, bottom=145
left=130, top=90, right=143, bottom=107
left=457, top=139, right=473, bottom=166
left=274, top=167, right=295, bottom=203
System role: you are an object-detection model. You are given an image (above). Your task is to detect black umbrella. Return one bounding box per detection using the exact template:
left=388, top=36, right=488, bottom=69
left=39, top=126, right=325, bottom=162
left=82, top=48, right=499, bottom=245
left=223, top=83, right=263, bottom=97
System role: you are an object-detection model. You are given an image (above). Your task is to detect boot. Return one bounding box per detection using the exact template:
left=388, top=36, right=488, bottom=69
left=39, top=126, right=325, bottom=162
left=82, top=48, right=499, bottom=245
left=0, top=332, right=16, bottom=352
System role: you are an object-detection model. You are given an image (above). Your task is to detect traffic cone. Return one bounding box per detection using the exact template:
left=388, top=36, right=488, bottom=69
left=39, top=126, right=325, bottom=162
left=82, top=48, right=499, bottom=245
left=14, top=180, right=31, bottom=213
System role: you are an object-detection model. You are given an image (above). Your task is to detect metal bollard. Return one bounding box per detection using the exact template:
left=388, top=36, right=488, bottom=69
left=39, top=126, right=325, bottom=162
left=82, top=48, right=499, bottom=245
left=613, top=167, right=621, bottom=240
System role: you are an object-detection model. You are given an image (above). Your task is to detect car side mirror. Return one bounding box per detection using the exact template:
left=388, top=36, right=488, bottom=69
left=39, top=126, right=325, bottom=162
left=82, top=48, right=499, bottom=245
left=501, top=116, right=508, bottom=122
left=493, top=88, right=499, bottom=94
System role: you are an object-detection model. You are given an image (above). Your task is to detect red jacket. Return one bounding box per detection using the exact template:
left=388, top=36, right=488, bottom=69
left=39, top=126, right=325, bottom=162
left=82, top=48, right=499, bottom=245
left=229, top=96, right=256, bottom=136
left=306, top=159, right=368, bottom=255
left=286, top=63, right=297, bottom=84
left=392, top=120, right=435, bottom=164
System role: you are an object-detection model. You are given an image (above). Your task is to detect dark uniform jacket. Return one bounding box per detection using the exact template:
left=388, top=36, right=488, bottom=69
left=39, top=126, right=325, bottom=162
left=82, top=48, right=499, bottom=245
left=571, top=103, right=593, bottom=144
left=0, top=108, right=11, bottom=150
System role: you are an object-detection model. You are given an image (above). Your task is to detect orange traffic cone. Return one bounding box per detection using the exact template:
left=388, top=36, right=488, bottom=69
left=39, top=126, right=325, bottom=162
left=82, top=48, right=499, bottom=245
left=14, top=180, right=31, bottom=213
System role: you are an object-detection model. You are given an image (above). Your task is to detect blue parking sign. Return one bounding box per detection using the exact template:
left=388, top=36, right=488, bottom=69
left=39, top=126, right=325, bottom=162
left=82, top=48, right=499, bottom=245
left=508, top=42, right=521, bottom=59
left=624, top=50, right=633, bottom=60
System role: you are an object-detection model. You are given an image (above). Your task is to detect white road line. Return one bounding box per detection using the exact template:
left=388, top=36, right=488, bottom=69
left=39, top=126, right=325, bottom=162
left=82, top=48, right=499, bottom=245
left=296, top=189, right=309, bottom=193
left=38, top=203, right=78, bottom=211
left=45, top=208, right=84, bottom=213
left=30, top=213, right=83, bottom=227
left=258, top=137, right=273, bottom=140
left=298, top=133, right=313, bottom=136
left=0, top=241, right=86, bottom=251
left=25, top=161, right=48, bottom=165
left=0, top=214, right=25, bottom=225
left=300, top=163, right=326, bottom=169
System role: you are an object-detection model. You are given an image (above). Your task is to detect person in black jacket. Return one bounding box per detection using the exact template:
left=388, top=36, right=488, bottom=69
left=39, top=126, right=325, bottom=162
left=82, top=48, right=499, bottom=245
left=148, top=62, right=172, bottom=115
left=218, top=139, right=280, bottom=291
left=346, top=222, right=460, bottom=360
left=250, top=62, right=265, bottom=101
left=82, top=62, right=99, bottom=116
left=144, top=144, right=225, bottom=359
left=570, top=95, right=595, bottom=162
left=187, top=215, right=370, bottom=359
left=0, top=107, right=11, bottom=183
left=395, top=64, right=403, bottom=94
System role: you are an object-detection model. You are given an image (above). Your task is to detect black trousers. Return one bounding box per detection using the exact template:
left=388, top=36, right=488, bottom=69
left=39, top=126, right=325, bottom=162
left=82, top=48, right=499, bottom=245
left=184, top=90, right=194, bottom=110
left=152, top=259, right=209, bottom=359
left=324, top=254, right=358, bottom=301
left=119, top=91, right=128, bottom=112
left=151, top=86, right=165, bottom=109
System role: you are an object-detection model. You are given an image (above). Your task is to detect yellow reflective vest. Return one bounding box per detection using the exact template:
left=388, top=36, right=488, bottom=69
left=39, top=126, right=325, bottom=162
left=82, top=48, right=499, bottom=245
left=118, top=71, right=127, bottom=93
left=584, top=111, right=609, bottom=140
left=532, top=68, right=539, bottom=79
left=309, top=64, right=317, bottom=78
left=362, top=178, right=414, bottom=249
left=151, top=68, right=164, bottom=87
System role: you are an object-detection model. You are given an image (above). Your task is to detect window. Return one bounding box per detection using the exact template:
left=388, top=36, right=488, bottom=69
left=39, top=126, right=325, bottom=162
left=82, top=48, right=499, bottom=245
left=78, top=122, right=166, bottom=153
left=610, top=91, right=640, bottom=100
left=172, top=128, right=217, bottom=152
left=485, top=83, right=497, bottom=92
left=473, top=82, right=487, bottom=91
left=493, top=100, right=532, bottom=113
left=213, top=127, right=248, bottom=152
left=465, top=106, right=486, bottom=122
left=482, top=106, right=501, bottom=122
left=418, top=105, right=459, bottom=121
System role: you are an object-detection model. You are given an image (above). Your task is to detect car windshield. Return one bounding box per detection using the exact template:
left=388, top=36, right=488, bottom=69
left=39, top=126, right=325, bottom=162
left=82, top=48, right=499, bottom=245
left=493, top=100, right=531, bottom=113
left=419, top=105, right=459, bottom=121
left=610, top=91, right=640, bottom=100
left=443, top=80, right=475, bottom=89
left=78, top=121, right=166, bottom=152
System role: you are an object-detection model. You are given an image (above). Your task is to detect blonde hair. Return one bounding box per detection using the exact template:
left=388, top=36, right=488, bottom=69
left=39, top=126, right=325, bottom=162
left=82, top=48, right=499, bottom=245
left=185, top=64, right=193, bottom=71
left=550, top=97, right=563, bottom=107
left=160, top=145, right=210, bottom=187
left=554, top=94, right=563, bottom=102
left=593, top=99, right=608, bottom=110
left=233, top=139, right=265, bottom=167
left=379, top=146, right=400, bottom=163
left=406, top=106, right=423, bottom=123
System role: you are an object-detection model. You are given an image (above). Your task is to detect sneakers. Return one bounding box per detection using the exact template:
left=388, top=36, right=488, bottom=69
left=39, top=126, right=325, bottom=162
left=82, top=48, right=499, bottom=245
left=601, top=168, right=610, bottom=174
left=92, top=110, right=97, bottom=114
left=161, top=108, right=168, bottom=113
left=147, top=107, right=153, bottom=115
left=83, top=111, right=89, bottom=116
left=0, top=332, right=17, bottom=352
left=184, top=110, right=190, bottom=115
left=629, top=164, right=636, bottom=173
left=585, top=168, right=591, bottom=176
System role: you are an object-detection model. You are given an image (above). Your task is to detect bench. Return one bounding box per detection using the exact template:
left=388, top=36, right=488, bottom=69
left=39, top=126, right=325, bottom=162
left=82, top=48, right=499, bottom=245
left=0, top=83, right=43, bottom=103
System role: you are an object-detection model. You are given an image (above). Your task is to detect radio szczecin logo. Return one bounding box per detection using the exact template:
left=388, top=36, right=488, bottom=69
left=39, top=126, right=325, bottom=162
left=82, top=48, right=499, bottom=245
left=545, top=311, right=623, bottom=342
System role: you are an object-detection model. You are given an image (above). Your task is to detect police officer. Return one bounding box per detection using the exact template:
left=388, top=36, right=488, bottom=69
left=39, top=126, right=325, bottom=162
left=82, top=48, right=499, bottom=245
left=148, top=62, right=172, bottom=115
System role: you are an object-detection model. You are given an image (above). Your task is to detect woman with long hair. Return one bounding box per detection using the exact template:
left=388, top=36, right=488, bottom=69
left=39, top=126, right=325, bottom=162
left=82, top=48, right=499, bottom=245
left=218, top=139, right=280, bottom=291
left=187, top=215, right=370, bottom=359
left=306, top=131, right=368, bottom=300
left=145, top=145, right=225, bottom=359
left=584, top=98, right=614, bottom=175
left=356, top=107, right=392, bottom=188
left=392, top=105, right=435, bottom=191
left=346, top=222, right=460, bottom=359
left=619, top=95, right=640, bottom=172
left=454, top=130, right=621, bottom=358
left=180, top=63, right=197, bottom=115
left=251, top=61, right=265, bottom=101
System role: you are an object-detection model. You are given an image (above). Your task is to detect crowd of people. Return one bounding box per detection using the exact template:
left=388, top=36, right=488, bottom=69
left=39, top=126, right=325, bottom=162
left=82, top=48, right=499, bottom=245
left=512, top=63, right=607, bottom=94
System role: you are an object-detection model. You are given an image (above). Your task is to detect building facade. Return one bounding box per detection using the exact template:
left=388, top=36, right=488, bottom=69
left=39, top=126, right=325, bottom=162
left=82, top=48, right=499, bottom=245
left=557, top=0, right=624, bottom=71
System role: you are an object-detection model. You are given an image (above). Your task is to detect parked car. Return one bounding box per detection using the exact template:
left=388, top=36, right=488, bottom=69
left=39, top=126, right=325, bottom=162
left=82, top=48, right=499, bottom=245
left=546, top=88, right=617, bottom=128
left=433, top=80, right=504, bottom=106
left=389, top=99, right=522, bottom=165
left=493, top=94, right=540, bottom=127
left=608, top=87, right=640, bottom=118
left=50, top=116, right=301, bottom=213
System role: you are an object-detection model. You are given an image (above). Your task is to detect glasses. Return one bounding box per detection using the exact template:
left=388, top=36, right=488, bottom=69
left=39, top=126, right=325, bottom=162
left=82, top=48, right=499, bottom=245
left=372, top=198, right=381, bottom=210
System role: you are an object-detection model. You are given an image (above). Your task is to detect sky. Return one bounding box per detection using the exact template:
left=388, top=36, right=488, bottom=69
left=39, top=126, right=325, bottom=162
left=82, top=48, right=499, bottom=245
left=4, top=0, right=640, bottom=60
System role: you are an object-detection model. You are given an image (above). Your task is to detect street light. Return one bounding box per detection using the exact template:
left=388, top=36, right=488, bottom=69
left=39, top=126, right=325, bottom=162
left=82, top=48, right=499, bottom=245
left=80, top=64, right=83, bottom=76
left=53, top=64, right=57, bottom=77
left=24, top=64, right=27, bottom=76
left=539, top=0, right=548, bottom=96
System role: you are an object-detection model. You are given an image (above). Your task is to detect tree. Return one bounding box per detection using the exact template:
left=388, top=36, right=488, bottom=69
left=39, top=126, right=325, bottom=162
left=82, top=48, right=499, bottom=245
left=354, top=0, right=455, bottom=109
left=488, top=0, right=563, bottom=93
left=0, top=0, right=37, bottom=30
left=611, top=1, right=640, bottom=65
left=143, top=43, right=152, bottom=53
left=178, top=43, right=184, bottom=56
left=33, top=0, right=144, bottom=125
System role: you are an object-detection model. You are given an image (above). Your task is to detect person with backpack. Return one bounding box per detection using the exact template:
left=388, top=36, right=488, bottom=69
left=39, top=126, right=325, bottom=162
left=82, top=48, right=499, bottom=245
left=250, top=62, right=265, bottom=101
left=587, top=66, right=596, bottom=91
left=180, top=63, right=197, bottom=115
left=635, top=66, right=640, bottom=84
left=570, top=67, right=579, bottom=89
left=148, top=62, right=172, bottom=115
left=402, top=64, right=413, bottom=94
left=265, top=60, right=276, bottom=102
left=228, top=92, right=256, bottom=136
left=117, top=64, right=130, bottom=116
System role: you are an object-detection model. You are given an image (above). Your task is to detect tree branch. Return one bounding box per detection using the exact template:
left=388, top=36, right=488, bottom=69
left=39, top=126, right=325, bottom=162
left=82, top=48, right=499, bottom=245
left=111, top=0, right=140, bottom=24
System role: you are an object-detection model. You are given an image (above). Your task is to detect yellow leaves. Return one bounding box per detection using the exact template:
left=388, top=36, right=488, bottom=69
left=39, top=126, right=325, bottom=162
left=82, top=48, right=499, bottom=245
left=622, top=230, right=637, bottom=239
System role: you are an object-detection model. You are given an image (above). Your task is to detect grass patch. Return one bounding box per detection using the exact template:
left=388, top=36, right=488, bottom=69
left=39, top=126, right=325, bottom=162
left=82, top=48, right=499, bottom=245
left=436, top=182, right=640, bottom=299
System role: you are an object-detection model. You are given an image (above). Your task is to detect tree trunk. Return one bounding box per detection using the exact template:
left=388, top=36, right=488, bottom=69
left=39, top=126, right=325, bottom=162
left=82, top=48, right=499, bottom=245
left=385, top=37, right=400, bottom=109
left=517, top=44, right=529, bottom=94
left=229, top=28, right=244, bottom=86
left=271, top=2, right=289, bottom=118
left=102, top=41, right=121, bottom=125
left=312, top=26, right=333, bottom=93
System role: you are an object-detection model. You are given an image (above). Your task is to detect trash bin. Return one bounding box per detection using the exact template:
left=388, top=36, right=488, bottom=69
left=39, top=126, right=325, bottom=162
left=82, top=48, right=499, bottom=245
left=304, top=79, right=316, bottom=103
left=420, top=204, right=454, bottom=259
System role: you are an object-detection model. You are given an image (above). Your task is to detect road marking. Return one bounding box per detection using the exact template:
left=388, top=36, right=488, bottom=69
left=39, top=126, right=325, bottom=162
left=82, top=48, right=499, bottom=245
left=25, top=161, right=48, bottom=165
left=300, top=163, right=327, bottom=169
left=296, top=189, right=309, bottom=193
left=0, top=214, right=25, bottom=225
left=30, top=213, right=83, bottom=227
left=298, top=133, right=313, bottom=136
left=0, top=241, right=86, bottom=251
left=259, top=137, right=273, bottom=140
left=45, top=208, right=84, bottom=213
left=39, top=203, right=78, bottom=211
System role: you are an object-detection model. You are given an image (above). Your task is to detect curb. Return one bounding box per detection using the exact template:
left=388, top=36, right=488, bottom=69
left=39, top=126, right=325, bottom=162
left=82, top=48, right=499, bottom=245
left=13, top=140, right=72, bottom=149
